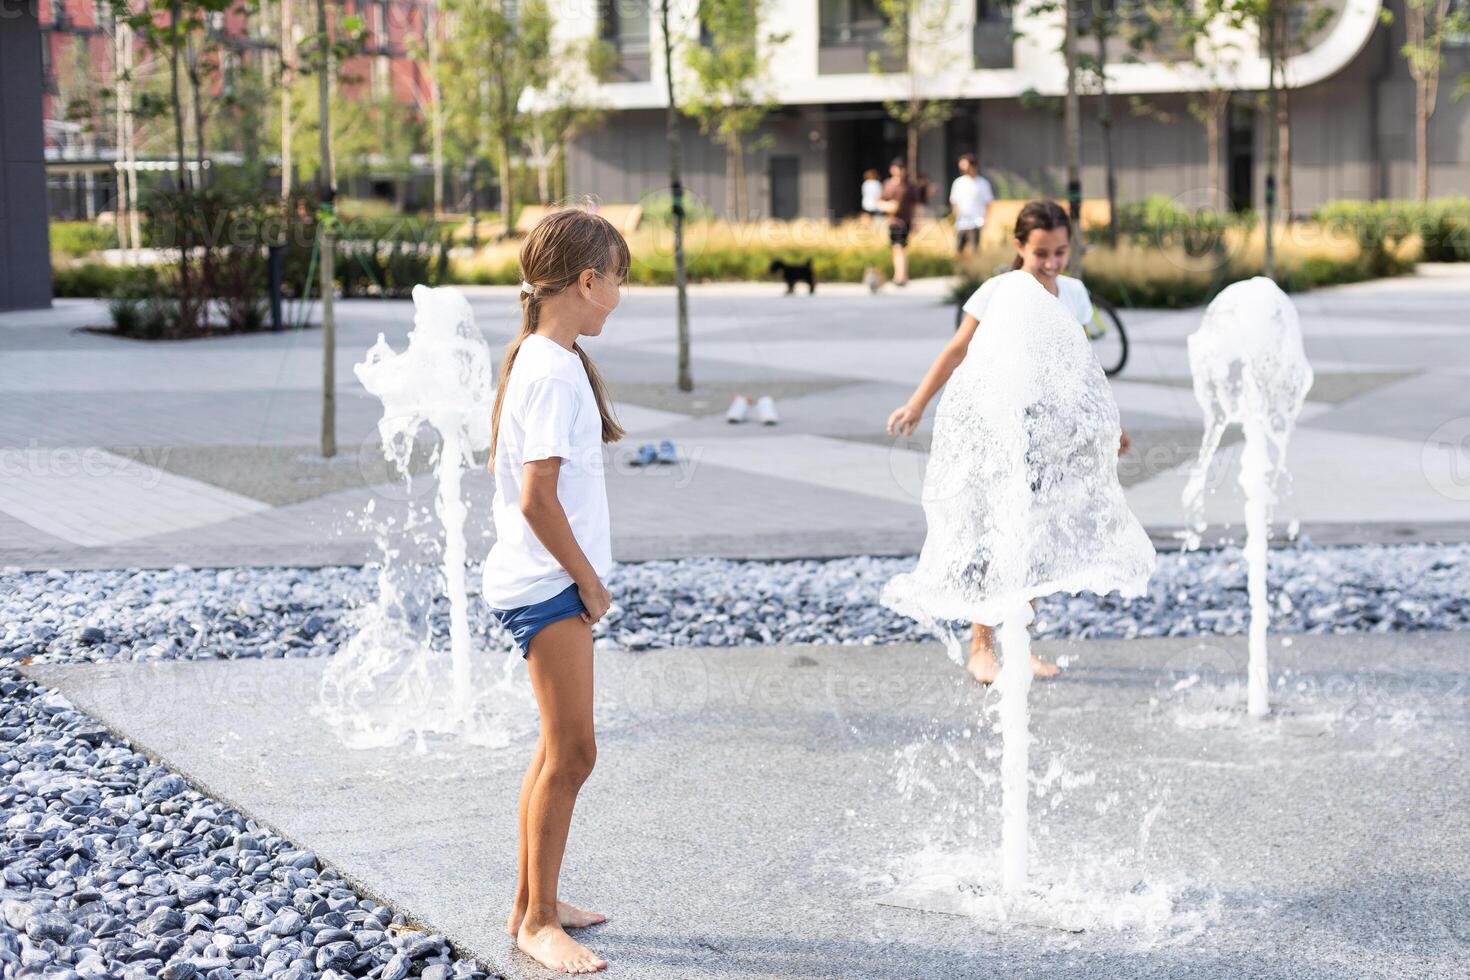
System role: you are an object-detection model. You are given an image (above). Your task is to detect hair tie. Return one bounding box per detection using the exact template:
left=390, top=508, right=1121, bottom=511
left=520, top=281, right=536, bottom=296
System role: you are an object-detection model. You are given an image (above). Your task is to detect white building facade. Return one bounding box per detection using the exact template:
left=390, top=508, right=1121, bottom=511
left=560, top=0, right=1470, bottom=219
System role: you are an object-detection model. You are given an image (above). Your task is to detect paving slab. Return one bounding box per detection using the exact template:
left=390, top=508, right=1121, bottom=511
left=4, top=269, right=1470, bottom=568
left=23, top=632, right=1470, bottom=979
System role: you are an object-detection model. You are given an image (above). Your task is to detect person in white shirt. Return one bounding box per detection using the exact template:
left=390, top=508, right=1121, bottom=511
left=484, top=208, right=628, bottom=975
left=860, top=168, right=883, bottom=223
left=886, top=199, right=1131, bottom=685
left=948, top=153, right=994, bottom=254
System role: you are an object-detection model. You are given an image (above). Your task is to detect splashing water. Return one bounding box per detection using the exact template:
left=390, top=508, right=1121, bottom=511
left=317, top=284, right=529, bottom=750
left=1182, top=277, right=1313, bottom=717
left=882, top=270, right=1155, bottom=891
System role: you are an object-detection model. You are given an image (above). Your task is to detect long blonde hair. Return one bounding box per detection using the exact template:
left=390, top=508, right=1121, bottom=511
left=489, top=208, right=630, bottom=462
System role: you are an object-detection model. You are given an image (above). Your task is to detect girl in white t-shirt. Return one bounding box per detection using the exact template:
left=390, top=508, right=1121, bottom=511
left=886, top=199, right=1130, bottom=684
left=484, top=208, right=627, bottom=975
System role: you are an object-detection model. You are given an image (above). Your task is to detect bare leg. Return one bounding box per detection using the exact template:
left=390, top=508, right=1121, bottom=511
left=514, top=618, right=607, bottom=974
left=507, top=746, right=608, bottom=936
left=967, top=615, right=1060, bottom=684
left=892, top=243, right=909, bottom=285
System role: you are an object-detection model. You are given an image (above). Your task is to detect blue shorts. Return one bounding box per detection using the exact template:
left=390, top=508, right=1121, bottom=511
left=488, top=582, right=587, bottom=658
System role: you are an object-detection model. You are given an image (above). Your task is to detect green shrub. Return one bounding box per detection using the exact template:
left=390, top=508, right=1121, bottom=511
left=639, top=190, right=714, bottom=226
left=50, top=221, right=118, bottom=258
left=1091, top=195, right=1254, bottom=253
left=1420, top=197, right=1470, bottom=262
left=52, top=263, right=146, bottom=298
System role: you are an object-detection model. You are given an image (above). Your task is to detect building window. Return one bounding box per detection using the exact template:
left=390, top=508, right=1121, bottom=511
left=819, top=0, right=902, bottom=74
left=599, top=0, right=651, bottom=82
left=973, top=0, right=1013, bottom=69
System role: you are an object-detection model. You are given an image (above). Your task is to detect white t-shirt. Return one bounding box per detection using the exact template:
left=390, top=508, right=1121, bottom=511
left=949, top=174, right=994, bottom=231
left=963, top=273, right=1093, bottom=326
left=482, top=333, right=612, bottom=609
left=861, top=178, right=882, bottom=213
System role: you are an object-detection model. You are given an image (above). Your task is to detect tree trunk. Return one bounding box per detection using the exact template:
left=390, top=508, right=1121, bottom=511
left=498, top=125, right=515, bottom=237
left=112, top=24, right=131, bottom=253
left=1097, top=28, right=1117, bottom=248
left=122, top=22, right=140, bottom=255
left=316, top=0, right=336, bottom=458
left=1278, top=85, right=1292, bottom=221
left=1263, top=4, right=1279, bottom=279
left=1416, top=76, right=1430, bottom=201
left=1206, top=93, right=1223, bottom=209
left=1063, top=0, right=1082, bottom=276
left=168, top=1, right=196, bottom=331
left=907, top=114, right=919, bottom=179
left=281, top=0, right=293, bottom=199
left=187, top=36, right=207, bottom=183
left=554, top=133, right=568, bottom=201
left=725, top=139, right=738, bottom=220
left=427, top=3, right=443, bottom=215
left=661, top=0, right=692, bottom=392
left=733, top=132, right=747, bottom=221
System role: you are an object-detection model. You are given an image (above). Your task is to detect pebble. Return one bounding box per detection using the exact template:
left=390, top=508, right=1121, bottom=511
left=0, top=671, right=488, bottom=980
left=2, top=545, right=1467, bottom=668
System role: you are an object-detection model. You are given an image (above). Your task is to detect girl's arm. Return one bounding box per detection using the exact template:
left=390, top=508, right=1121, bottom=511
left=886, top=313, right=981, bottom=436
left=520, top=458, right=611, bottom=623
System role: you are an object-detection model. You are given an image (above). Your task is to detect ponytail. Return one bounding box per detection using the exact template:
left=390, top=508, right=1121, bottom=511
left=488, top=207, right=631, bottom=464
left=488, top=291, right=540, bottom=464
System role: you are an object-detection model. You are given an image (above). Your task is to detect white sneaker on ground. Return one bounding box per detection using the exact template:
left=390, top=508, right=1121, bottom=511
left=755, top=395, right=779, bottom=426
left=726, top=395, right=751, bottom=424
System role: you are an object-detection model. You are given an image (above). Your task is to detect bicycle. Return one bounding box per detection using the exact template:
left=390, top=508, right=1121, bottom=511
left=1086, top=296, right=1129, bottom=377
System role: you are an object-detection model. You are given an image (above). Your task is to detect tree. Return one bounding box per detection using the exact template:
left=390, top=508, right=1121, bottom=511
left=1399, top=0, right=1470, bottom=200
left=1172, top=0, right=1244, bottom=209
left=291, top=0, right=364, bottom=456
left=524, top=37, right=615, bottom=204
left=660, top=0, right=693, bottom=392
left=1077, top=0, right=1123, bottom=248
left=683, top=0, right=788, bottom=220
left=111, top=0, right=236, bottom=332
left=1206, top=0, right=1292, bottom=275
left=1063, top=0, right=1082, bottom=274
left=438, top=0, right=552, bottom=236
left=873, top=0, right=961, bottom=176
left=277, top=0, right=298, bottom=198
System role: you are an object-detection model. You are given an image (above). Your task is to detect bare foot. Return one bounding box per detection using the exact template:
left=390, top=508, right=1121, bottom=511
left=1030, top=654, right=1062, bottom=678
left=966, top=630, right=1062, bottom=684
left=966, top=651, right=1001, bottom=684
left=507, top=901, right=607, bottom=936
left=517, top=924, right=607, bottom=974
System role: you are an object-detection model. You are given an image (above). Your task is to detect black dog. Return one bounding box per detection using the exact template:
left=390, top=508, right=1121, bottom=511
left=769, top=259, right=816, bottom=295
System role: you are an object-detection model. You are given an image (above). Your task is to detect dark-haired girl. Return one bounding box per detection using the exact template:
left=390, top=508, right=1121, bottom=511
left=886, top=199, right=1129, bottom=683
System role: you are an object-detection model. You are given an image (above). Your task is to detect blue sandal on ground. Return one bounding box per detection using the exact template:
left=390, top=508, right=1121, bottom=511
left=656, top=439, right=678, bottom=464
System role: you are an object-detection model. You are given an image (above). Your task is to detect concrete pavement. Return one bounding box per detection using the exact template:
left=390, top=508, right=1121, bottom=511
left=3, top=269, right=1470, bottom=569
left=24, top=632, right=1470, bottom=979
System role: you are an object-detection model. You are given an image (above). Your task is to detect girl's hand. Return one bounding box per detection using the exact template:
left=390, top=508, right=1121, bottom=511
left=1118, top=430, right=1132, bottom=456
left=887, top=402, right=923, bottom=437
left=577, top=577, right=611, bottom=625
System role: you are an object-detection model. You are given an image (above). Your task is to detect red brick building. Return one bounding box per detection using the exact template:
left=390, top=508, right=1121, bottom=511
left=39, top=0, right=439, bottom=218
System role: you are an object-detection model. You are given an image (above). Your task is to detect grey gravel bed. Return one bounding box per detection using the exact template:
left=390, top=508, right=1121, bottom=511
left=2, top=544, right=1468, bottom=668
left=0, top=670, right=486, bottom=980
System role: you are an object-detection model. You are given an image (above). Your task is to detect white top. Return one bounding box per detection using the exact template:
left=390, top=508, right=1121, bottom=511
left=860, top=178, right=883, bottom=212
left=948, top=174, right=994, bottom=231
left=963, top=273, right=1093, bottom=326
left=482, top=334, right=612, bottom=609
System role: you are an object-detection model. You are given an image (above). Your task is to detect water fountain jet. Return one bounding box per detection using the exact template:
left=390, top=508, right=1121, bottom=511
left=882, top=270, right=1155, bottom=891
left=1182, top=276, right=1313, bottom=717
left=317, top=284, right=529, bottom=750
